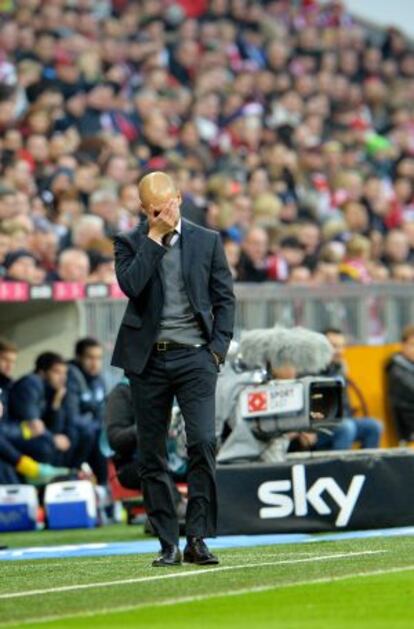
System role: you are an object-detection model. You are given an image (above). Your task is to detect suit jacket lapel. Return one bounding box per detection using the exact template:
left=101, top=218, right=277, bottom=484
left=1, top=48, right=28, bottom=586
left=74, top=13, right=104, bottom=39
left=181, top=218, right=195, bottom=290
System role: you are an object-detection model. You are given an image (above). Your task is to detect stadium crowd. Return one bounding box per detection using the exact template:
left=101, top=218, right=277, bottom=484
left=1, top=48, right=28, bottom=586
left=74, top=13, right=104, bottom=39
left=0, top=0, right=414, bottom=285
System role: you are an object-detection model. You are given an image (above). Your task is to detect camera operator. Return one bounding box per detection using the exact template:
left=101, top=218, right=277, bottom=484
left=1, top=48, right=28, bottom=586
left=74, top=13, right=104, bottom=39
left=318, top=329, right=383, bottom=450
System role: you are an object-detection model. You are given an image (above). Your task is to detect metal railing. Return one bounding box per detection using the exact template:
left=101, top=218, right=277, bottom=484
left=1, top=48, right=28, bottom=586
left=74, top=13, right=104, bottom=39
left=82, top=282, right=414, bottom=385
left=232, top=283, right=414, bottom=344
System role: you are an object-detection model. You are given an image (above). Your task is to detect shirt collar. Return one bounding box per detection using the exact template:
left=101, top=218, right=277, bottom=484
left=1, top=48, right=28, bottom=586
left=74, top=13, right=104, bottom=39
left=163, top=218, right=182, bottom=247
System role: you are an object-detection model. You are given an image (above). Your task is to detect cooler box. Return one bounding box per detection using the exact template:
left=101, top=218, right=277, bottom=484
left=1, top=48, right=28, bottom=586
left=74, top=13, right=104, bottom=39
left=0, top=485, right=38, bottom=532
left=44, top=480, right=97, bottom=529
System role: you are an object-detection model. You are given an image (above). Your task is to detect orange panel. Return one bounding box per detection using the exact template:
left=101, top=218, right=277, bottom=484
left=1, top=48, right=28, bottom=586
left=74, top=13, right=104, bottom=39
left=344, top=344, right=401, bottom=447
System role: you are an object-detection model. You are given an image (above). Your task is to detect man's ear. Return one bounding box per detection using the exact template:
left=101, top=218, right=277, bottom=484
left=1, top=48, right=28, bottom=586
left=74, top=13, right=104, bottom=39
left=176, top=192, right=182, bottom=205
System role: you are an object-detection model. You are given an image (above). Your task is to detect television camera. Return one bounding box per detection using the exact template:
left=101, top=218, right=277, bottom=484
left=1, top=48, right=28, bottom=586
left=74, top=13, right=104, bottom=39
left=216, top=326, right=344, bottom=464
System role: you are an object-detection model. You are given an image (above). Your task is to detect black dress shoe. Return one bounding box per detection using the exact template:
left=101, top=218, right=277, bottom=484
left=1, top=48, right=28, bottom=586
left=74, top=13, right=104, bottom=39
left=183, top=538, right=219, bottom=565
left=152, top=544, right=182, bottom=567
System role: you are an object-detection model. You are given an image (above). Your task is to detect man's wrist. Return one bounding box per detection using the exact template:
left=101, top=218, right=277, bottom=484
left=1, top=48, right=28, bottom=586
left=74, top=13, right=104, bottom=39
left=147, top=231, right=164, bottom=246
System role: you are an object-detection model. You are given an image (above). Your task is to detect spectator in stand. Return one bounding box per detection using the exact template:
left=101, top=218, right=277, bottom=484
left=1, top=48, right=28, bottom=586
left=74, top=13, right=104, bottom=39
left=391, top=263, right=414, bottom=282
left=279, top=236, right=306, bottom=273
left=3, top=249, right=44, bottom=284
left=339, top=236, right=372, bottom=283
left=29, top=230, right=59, bottom=276
left=71, top=215, right=106, bottom=254
left=238, top=225, right=295, bottom=282
left=341, top=202, right=370, bottom=237
left=52, top=248, right=90, bottom=283
left=223, top=238, right=241, bottom=280
left=386, top=325, right=414, bottom=443
left=225, top=195, right=253, bottom=244
left=89, top=189, right=120, bottom=238
left=8, top=352, right=76, bottom=466
left=288, top=266, right=313, bottom=285
left=237, top=226, right=271, bottom=282
left=88, top=252, right=116, bottom=285
left=382, top=229, right=412, bottom=266
left=297, top=221, right=322, bottom=270
left=118, top=183, right=140, bottom=231
left=66, top=338, right=107, bottom=485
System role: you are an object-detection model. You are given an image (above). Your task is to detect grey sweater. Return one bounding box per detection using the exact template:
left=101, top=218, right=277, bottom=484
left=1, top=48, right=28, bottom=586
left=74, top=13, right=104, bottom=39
left=157, top=236, right=205, bottom=345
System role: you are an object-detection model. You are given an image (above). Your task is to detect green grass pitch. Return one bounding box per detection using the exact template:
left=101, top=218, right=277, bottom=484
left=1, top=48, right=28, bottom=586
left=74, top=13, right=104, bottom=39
left=0, top=526, right=413, bottom=628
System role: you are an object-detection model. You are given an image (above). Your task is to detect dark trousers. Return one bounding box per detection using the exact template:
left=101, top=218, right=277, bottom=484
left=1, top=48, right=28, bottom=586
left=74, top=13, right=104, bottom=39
left=0, top=434, right=24, bottom=484
left=72, top=422, right=107, bottom=485
left=8, top=434, right=56, bottom=465
left=129, top=345, right=218, bottom=547
left=0, top=434, right=21, bottom=467
left=0, top=460, right=19, bottom=484
left=113, top=454, right=183, bottom=511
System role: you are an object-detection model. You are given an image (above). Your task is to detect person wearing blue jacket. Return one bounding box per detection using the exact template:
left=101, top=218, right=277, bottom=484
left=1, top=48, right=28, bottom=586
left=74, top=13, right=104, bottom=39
left=66, top=338, right=107, bottom=485
left=8, top=352, right=75, bottom=467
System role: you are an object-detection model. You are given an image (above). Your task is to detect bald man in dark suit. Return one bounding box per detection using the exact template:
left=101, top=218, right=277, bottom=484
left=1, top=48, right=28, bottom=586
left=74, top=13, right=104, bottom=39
left=112, top=172, right=235, bottom=567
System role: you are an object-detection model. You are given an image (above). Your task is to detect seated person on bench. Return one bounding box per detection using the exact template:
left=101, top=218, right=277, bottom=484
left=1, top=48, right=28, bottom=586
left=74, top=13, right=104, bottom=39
left=0, top=399, right=69, bottom=485
left=105, top=376, right=187, bottom=500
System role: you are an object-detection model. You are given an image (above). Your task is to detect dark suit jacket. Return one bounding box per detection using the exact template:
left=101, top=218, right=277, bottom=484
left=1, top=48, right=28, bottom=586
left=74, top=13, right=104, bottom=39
left=111, top=218, right=235, bottom=375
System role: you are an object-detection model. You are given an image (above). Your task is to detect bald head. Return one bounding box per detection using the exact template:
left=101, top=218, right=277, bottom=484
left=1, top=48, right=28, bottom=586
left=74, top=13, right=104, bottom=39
left=138, top=172, right=180, bottom=215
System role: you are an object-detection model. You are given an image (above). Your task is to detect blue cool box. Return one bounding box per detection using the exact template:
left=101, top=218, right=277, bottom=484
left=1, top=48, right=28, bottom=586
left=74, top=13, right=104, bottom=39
left=45, top=481, right=97, bottom=530
left=47, top=501, right=96, bottom=530
left=0, top=504, right=36, bottom=532
left=0, top=485, right=38, bottom=532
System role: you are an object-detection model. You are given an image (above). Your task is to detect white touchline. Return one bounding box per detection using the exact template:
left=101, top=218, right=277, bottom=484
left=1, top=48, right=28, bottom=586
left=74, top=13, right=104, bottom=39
left=0, top=550, right=383, bottom=600
left=1, top=561, right=413, bottom=629
left=0, top=552, right=317, bottom=572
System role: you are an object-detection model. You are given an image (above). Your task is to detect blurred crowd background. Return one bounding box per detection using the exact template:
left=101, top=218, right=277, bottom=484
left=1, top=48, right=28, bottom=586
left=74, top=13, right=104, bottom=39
left=0, top=0, right=414, bottom=286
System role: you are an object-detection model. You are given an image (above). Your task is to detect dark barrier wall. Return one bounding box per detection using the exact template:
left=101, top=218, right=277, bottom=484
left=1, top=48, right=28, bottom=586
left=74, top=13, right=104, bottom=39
left=217, top=449, right=414, bottom=535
